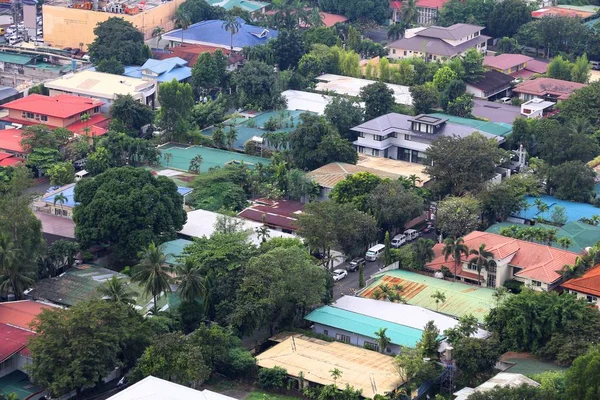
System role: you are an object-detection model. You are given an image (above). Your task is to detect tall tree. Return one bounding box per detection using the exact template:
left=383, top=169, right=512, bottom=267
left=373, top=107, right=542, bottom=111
left=173, top=9, right=191, bottom=44
left=110, top=94, right=154, bottom=132
left=0, top=233, right=33, bottom=300
left=156, top=79, right=195, bottom=142
left=547, top=161, right=596, bottom=202
left=152, top=26, right=165, bottom=49
left=468, top=243, right=496, bottom=286
left=565, top=345, right=600, bottom=400
left=487, top=0, right=531, bottom=38
left=222, top=15, right=241, bottom=51
left=97, top=276, right=138, bottom=306
left=442, top=237, right=469, bottom=281
left=374, top=327, right=391, bottom=353
left=360, top=81, right=395, bottom=120
left=88, top=17, right=145, bottom=65
left=410, top=83, right=439, bottom=115
left=401, top=0, right=419, bottom=28
left=367, top=180, right=424, bottom=234
left=232, top=61, right=285, bottom=110
left=133, top=242, right=172, bottom=313
left=73, top=167, right=186, bottom=260
left=324, top=97, right=364, bottom=141
left=437, top=195, right=481, bottom=239
left=175, top=259, right=205, bottom=304
left=330, top=172, right=384, bottom=212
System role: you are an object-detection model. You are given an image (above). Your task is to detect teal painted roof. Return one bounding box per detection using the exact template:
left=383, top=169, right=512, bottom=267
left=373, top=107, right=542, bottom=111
left=207, top=0, right=269, bottom=12
left=0, top=52, right=34, bottom=65
left=305, top=305, right=424, bottom=347
left=158, top=144, right=271, bottom=171
left=161, top=238, right=193, bottom=265
left=429, top=113, right=513, bottom=137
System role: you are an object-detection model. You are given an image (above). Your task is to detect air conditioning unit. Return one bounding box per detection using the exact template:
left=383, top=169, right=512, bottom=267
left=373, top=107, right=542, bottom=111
left=43, top=57, right=48, bottom=62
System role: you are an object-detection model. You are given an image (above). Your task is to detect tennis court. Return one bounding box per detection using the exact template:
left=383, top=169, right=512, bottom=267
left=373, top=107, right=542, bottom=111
left=158, top=143, right=270, bottom=172
left=0, top=370, right=43, bottom=400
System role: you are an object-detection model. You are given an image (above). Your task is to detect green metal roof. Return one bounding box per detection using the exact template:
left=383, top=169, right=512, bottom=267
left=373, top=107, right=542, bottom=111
left=429, top=113, right=513, bottom=137
left=206, top=0, right=269, bottom=12
left=162, top=238, right=193, bottom=265
left=360, top=269, right=496, bottom=322
left=26, top=62, right=71, bottom=72
left=486, top=221, right=600, bottom=253
left=0, top=52, right=34, bottom=65
left=305, top=306, right=424, bottom=347
left=158, top=144, right=271, bottom=171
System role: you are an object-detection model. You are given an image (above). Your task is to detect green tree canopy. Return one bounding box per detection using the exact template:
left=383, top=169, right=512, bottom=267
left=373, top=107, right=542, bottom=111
left=547, top=161, right=596, bottom=202
left=95, top=57, right=125, bottom=74
left=367, top=180, right=425, bottom=234
left=558, top=81, right=600, bottom=126
left=437, top=195, right=481, bottom=238
left=565, top=345, right=600, bottom=400
left=110, top=94, right=154, bottom=132
left=437, top=0, right=495, bottom=27
left=73, top=167, right=187, bottom=260
left=487, top=0, right=532, bottom=38
left=360, top=81, right=396, bottom=121
left=189, top=164, right=250, bottom=211
left=330, top=172, right=384, bottom=212
left=156, top=79, right=195, bottom=142
left=324, top=96, right=364, bottom=141
left=318, top=0, right=389, bottom=23
left=410, top=83, right=439, bottom=115
left=88, top=17, right=145, bottom=65
left=232, top=60, right=285, bottom=110
left=47, top=162, right=75, bottom=186
left=178, top=0, right=225, bottom=23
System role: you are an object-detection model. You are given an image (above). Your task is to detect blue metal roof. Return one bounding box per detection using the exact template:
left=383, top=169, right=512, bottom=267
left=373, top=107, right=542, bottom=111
left=514, top=195, right=600, bottom=223
left=163, top=18, right=278, bottom=49
left=123, top=58, right=192, bottom=83
left=305, top=305, right=424, bottom=348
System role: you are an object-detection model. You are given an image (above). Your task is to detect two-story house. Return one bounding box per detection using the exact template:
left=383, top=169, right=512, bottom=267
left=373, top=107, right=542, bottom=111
left=426, top=231, right=580, bottom=290
left=1, top=93, right=109, bottom=138
left=483, top=54, right=548, bottom=80
left=561, top=264, right=600, bottom=306
left=351, top=113, right=503, bottom=164
left=387, top=23, right=489, bottom=62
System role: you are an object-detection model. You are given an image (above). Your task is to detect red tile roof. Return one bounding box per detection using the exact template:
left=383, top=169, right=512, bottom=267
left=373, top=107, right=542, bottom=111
left=317, top=11, right=349, bottom=27
left=0, top=129, right=24, bottom=153
left=0, top=300, right=54, bottom=331
left=67, top=113, right=110, bottom=137
left=427, top=231, right=580, bottom=284
left=514, top=77, right=587, bottom=100
left=0, top=156, right=22, bottom=167
left=484, top=54, right=533, bottom=70
left=509, top=69, right=536, bottom=80
left=524, top=59, right=549, bottom=74
left=0, top=323, right=34, bottom=363
left=391, top=0, right=448, bottom=10
left=238, top=198, right=304, bottom=231
left=561, top=264, right=600, bottom=297
left=3, top=94, right=104, bottom=119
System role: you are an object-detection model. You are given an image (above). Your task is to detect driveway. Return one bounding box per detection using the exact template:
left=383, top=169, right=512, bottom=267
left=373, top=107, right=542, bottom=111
left=332, top=259, right=384, bottom=300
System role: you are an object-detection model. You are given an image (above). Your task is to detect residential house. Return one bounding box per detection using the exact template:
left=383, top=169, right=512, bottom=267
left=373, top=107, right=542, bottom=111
left=315, top=74, right=412, bottom=105
left=351, top=113, right=503, bottom=163
left=1, top=94, right=109, bottom=138
left=282, top=90, right=333, bottom=115
left=520, top=98, right=556, bottom=119
left=34, top=211, right=76, bottom=245
left=0, top=150, right=23, bottom=167
left=561, top=264, right=600, bottom=306
left=107, top=375, right=236, bottom=400
left=390, top=0, right=450, bottom=26
left=455, top=373, right=540, bottom=400
left=123, top=57, right=192, bottom=84
left=513, top=77, right=586, bottom=102
left=465, top=70, right=514, bottom=100
left=0, top=51, right=72, bottom=89
left=237, top=198, right=303, bottom=234
left=483, top=54, right=548, bottom=80
left=163, top=18, right=278, bottom=52
left=307, top=155, right=430, bottom=201
left=44, top=70, right=157, bottom=112
left=0, top=301, right=56, bottom=399
left=471, top=99, right=522, bottom=124
left=153, top=44, right=241, bottom=70
left=387, top=24, right=489, bottom=62
left=0, top=128, right=26, bottom=159
left=306, top=296, right=489, bottom=354
left=206, top=0, right=269, bottom=14
left=359, top=269, right=496, bottom=322
left=426, top=231, right=580, bottom=290
left=256, top=333, right=405, bottom=399
left=179, top=208, right=296, bottom=245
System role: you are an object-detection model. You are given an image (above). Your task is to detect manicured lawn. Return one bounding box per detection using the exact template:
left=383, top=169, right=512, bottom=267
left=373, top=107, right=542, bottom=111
left=245, top=392, right=302, bottom=400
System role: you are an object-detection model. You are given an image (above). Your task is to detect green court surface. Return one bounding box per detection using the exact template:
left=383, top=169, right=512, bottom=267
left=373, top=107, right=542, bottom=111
left=158, top=144, right=270, bottom=172
left=504, top=357, right=567, bottom=376
left=0, top=370, right=43, bottom=400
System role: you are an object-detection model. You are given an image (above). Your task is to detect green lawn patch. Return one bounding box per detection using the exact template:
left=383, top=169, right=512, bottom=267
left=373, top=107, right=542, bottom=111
left=245, top=392, right=303, bottom=400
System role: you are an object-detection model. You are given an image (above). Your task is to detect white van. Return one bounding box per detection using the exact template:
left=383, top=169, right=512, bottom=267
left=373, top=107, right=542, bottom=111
left=391, top=234, right=406, bottom=248
left=74, top=170, right=88, bottom=181
left=365, top=244, right=385, bottom=261
left=404, top=229, right=419, bottom=241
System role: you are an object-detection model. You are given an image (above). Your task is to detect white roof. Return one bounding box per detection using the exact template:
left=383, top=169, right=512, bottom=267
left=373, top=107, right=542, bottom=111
left=179, top=209, right=296, bottom=245
left=44, top=70, right=155, bottom=100
left=332, top=296, right=490, bottom=338
left=315, top=74, right=412, bottom=106
left=455, top=373, right=540, bottom=400
left=282, top=90, right=334, bottom=115
left=107, top=376, right=236, bottom=400
left=521, top=98, right=555, bottom=111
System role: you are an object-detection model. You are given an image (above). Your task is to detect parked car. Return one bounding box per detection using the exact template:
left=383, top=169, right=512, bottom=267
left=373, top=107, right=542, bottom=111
left=365, top=244, right=385, bottom=261
left=332, top=269, right=348, bottom=282
left=348, top=257, right=365, bottom=272
left=391, top=234, right=406, bottom=248
left=404, top=229, right=419, bottom=241
left=421, top=224, right=434, bottom=234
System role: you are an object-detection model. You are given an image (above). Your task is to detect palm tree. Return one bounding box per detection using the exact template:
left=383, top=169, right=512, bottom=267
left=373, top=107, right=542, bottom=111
left=567, top=117, right=594, bottom=136
left=307, top=7, right=323, bottom=28
left=442, top=237, right=469, bottom=282
left=373, top=283, right=406, bottom=303
left=212, top=125, right=226, bottom=149
left=468, top=243, right=496, bottom=286
left=374, top=327, right=391, bottom=354
left=492, top=286, right=509, bottom=306
left=132, top=242, right=172, bottom=314
left=329, top=368, right=342, bottom=388
left=53, top=192, right=68, bottom=215
left=400, top=0, right=419, bottom=29
left=0, top=234, right=33, bottom=300
left=407, top=174, right=422, bottom=187
left=430, top=290, right=446, bottom=311
left=557, top=236, right=573, bottom=249
left=174, top=260, right=205, bottom=304
left=222, top=15, right=241, bottom=51
left=226, top=126, right=238, bottom=150
left=188, top=154, right=203, bottom=173
left=152, top=26, right=165, bottom=49
left=173, top=9, right=191, bottom=45
left=163, top=152, right=172, bottom=166
left=98, top=276, right=138, bottom=306
left=412, top=238, right=435, bottom=269
left=387, top=22, right=405, bottom=41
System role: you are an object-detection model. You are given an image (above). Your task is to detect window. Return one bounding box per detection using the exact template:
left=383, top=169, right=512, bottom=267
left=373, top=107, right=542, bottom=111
left=26, top=112, right=34, bottom=119
left=0, top=357, right=13, bottom=371
left=404, top=134, right=411, bottom=141
left=40, top=115, right=48, bottom=121
left=358, top=132, right=365, bottom=138
left=532, top=280, right=542, bottom=287
left=374, top=135, right=383, bottom=141
left=364, top=341, right=380, bottom=352
left=336, top=334, right=351, bottom=343
left=93, top=106, right=100, bottom=113
left=392, top=49, right=396, bottom=54
left=587, top=295, right=598, bottom=303
left=403, top=51, right=407, bottom=56
left=324, top=330, right=329, bottom=336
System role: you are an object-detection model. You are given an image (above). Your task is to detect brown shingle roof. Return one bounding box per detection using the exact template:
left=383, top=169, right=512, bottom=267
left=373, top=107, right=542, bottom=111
left=513, top=77, right=586, bottom=100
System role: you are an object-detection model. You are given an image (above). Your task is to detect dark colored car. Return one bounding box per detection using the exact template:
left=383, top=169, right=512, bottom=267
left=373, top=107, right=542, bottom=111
left=348, top=257, right=365, bottom=272
left=422, top=224, right=434, bottom=233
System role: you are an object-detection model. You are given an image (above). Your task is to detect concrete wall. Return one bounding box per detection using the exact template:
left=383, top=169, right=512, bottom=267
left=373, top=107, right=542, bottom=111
left=42, top=0, right=186, bottom=51
left=312, top=323, right=400, bottom=354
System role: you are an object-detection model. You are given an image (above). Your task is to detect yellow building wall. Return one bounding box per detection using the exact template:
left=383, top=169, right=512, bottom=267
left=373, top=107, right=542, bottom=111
left=42, top=0, right=185, bottom=51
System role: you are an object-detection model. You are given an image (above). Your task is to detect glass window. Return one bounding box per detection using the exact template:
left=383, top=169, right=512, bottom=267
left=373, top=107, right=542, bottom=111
left=336, top=334, right=351, bottom=343
left=587, top=295, right=597, bottom=303
left=26, top=112, right=34, bottom=118
left=374, top=135, right=383, bottom=141
left=364, top=341, right=380, bottom=352
left=404, top=134, right=411, bottom=141
left=532, top=280, right=542, bottom=287
left=324, top=330, right=328, bottom=336
left=40, top=115, right=48, bottom=121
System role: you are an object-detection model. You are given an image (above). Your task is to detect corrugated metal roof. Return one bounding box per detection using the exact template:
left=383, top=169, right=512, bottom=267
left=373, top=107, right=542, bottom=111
left=360, top=270, right=496, bottom=322
left=428, top=113, right=513, bottom=137
left=305, top=305, right=424, bottom=347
